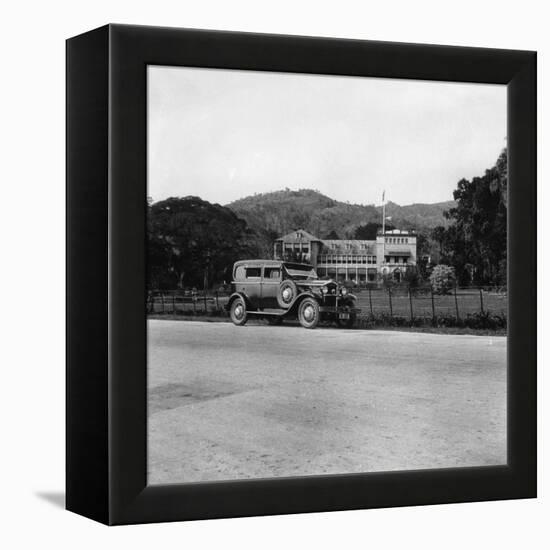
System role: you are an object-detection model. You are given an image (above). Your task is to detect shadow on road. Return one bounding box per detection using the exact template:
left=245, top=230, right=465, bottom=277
left=35, top=491, right=65, bottom=509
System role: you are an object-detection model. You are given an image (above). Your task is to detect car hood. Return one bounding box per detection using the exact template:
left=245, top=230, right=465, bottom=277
left=295, top=279, right=337, bottom=288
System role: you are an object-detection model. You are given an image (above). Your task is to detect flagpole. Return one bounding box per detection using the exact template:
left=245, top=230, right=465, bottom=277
left=382, top=199, right=385, bottom=236
left=382, top=191, right=386, bottom=267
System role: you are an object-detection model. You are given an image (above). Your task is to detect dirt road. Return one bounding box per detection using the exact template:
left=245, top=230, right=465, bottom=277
left=148, top=320, right=506, bottom=484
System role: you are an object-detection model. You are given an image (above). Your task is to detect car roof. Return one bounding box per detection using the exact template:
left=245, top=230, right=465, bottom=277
left=233, top=260, right=316, bottom=269
left=233, top=259, right=283, bottom=268
left=282, top=261, right=315, bottom=269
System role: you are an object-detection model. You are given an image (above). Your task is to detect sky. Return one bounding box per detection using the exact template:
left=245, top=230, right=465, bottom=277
left=148, top=66, right=506, bottom=207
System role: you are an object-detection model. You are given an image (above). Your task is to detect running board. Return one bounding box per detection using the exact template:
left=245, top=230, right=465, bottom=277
left=247, top=310, right=285, bottom=316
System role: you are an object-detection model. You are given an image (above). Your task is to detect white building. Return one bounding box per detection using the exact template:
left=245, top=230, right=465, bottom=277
left=274, top=228, right=417, bottom=284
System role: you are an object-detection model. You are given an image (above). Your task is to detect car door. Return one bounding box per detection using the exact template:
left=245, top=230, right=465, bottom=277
left=261, top=266, right=282, bottom=309
left=240, top=265, right=261, bottom=309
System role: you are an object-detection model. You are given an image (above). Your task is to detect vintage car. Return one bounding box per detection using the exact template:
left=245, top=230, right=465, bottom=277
left=226, top=259, right=360, bottom=329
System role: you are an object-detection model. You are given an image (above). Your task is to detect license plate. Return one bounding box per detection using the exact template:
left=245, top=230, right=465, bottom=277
left=339, top=313, right=350, bottom=319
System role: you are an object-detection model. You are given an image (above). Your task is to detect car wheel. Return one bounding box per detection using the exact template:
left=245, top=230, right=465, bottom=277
left=229, top=297, right=248, bottom=326
left=267, top=317, right=283, bottom=326
left=277, top=279, right=298, bottom=308
left=298, top=297, right=320, bottom=329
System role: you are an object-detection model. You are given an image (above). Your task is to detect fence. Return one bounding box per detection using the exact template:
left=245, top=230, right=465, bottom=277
left=147, top=286, right=507, bottom=325
left=147, top=290, right=230, bottom=315
left=353, top=286, right=507, bottom=321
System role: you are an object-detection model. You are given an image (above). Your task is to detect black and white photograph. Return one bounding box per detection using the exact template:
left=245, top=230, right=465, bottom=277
left=146, top=66, right=508, bottom=484
left=2, top=0, right=544, bottom=544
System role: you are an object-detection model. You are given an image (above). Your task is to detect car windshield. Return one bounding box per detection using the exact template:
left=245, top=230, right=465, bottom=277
left=284, top=263, right=318, bottom=280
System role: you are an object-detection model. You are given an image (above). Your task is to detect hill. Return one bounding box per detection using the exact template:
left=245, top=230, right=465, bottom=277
left=227, top=189, right=454, bottom=241
left=382, top=200, right=456, bottom=231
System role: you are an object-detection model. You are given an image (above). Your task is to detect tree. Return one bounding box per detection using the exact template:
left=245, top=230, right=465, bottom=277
left=147, top=196, right=261, bottom=290
left=323, top=230, right=340, bottom=240
left=429, top=264, right=456, bottom=295
left=353, top=222, right=395, bottom=240
left=431, top=226, right=447, bottom=262
left=403, top=265, right=421, bottom=290
left=434, top=148, right=507, bottom=286
left=379, top=271, right=395, bottom=290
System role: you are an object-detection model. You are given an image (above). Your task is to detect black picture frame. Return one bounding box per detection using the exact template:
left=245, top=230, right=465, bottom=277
left=66, top=24, right=536, bottom=525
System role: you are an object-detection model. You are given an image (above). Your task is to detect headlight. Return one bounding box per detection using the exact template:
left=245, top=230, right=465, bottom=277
left=322, top=286, right=328, bottom=295
left=341, top=287, right=348, bottom=296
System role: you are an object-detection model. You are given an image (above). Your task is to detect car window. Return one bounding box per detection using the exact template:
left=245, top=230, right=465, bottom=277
left=234, top=266, right=246, bottom=280
left=264, top=268, right=281, bottom=280
left=245, top=267, right=261, bottom=278
left=284, top=264, right=318, bottom=279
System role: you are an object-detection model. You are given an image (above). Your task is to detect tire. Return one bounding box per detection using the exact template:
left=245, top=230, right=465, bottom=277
left=267, top=317, right=283, bottom=326
left=277, top=279, right=298, bottom=308
left=229, top=297, right=248, bottom=326
left=298, top=297, right=320, bottom=329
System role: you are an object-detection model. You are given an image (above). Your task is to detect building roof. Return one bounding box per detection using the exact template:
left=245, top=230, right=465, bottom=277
left=380, top=229, right=416, bottom=235
left=275, top=229, right=322, bottom=243
left=276, top=228, right=415, bottom=255
left=321, top=239, right=377, bottom=254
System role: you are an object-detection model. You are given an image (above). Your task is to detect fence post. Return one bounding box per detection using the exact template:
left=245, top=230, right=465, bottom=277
left=215, top=291, right=219, bottom=310
left=454, top=285, right=460, bottom=320
left=172, top=292, right=176, bottom=314
left=368, top=288, right=373, bottom=317
left=430, top=287, right=436, bottom=325
left=204, top=293, right=207, bottom=312
left=479, top=287, right=484, bottom=314
left=192, top=293, right=196, bottom=314
left=408, top=286, right=414, bottom=324
left=161, top=292, right=165, bottom=314
left=388, top=288, right=393, bottom=318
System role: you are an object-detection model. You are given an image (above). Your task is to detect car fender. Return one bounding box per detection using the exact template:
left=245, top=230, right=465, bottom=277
left=286, top=290, right=320, bottom=313
left=226, top=291, right=252, bottom=311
